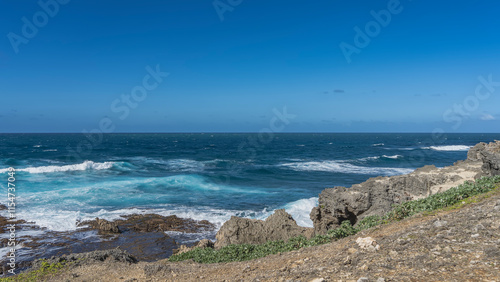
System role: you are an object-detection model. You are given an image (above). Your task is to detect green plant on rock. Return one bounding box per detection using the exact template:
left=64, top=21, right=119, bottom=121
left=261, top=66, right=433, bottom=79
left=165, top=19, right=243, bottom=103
left=0, top=259, right=68, bottom=282
left=327, top=220, right=357, bottom=239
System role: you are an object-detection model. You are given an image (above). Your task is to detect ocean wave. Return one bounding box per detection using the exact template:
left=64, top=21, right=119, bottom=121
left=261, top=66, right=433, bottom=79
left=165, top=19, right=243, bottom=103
left=0, top=161, right=118, bottom=174
left=12, top=204, right=271, bottom=233
left=165, top=159, right=205, bottom=171
left=357, top=154, right=403, bottom=162
left=11, top=195, right=320, bottom=236
left=372, top=143, right=384, bottom=146
left=282, top=197, right=318, bottom=227
left=423, top=145, right=472, bottom=151
left=358, top=156, right=380, bottom=161
left=129, top=157, right=211, bottom=172
left=382, top=154, right=403, bottom=159
left=279, top=161, right=413, bottom=176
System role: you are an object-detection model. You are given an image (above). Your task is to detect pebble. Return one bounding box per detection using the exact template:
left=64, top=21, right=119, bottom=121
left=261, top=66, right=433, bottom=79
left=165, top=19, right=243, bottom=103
left=310, top=278, right=325, bottom=282
left=433, top=220, right=448, bottom=228
left=356, top=237, right=380, bottom=251
left=357, top=277, right=369, bottom=282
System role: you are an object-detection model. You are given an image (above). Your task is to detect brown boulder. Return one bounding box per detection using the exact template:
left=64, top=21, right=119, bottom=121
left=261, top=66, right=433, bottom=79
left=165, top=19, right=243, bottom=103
left=89, top=218, right=121, bottom=234
left=214, top=209, right=313, bottom=249
left=173, top=239, right=215, bottom=255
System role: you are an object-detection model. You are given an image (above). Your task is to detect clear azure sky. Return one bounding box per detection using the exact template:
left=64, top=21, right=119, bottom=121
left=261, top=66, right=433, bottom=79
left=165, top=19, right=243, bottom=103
left=0, top=0, right=499, bottom=133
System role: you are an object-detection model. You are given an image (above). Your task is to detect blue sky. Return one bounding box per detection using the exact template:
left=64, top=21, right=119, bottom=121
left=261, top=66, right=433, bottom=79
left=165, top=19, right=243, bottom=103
left=0, top=0, right=499, bottom=133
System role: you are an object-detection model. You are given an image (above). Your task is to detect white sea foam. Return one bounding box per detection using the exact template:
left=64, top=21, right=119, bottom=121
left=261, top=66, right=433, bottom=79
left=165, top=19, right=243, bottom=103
left=15, top=204, right=270, bottom=233
left=15, top=196, right=313, bottom=233
left=279, top=161, right=413, bottom=176
left=358, top=156, right=380, bottom=161
left=372, top=143, right=384, bottom=146
left=164, top=159, right=205, bottom=171
left=282, top=197, right=318, bottom=227
left=382, top=154, right=402, bottom=159
left=131, top=157, right=207, bottom=172
left=165, top=230, right=217, bottom=244
left=357, top=155, right=401, bottom=161
left=423, top=145, right=472, bottom=151
left=0, top=161, right=116, bottom=174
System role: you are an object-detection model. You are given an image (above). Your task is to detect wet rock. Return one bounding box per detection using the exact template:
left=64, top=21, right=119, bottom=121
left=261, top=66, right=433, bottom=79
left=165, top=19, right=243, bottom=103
left=79, top=214, right=215, bottom=234
left=87, top=218, right=121, bottom=234
left=215, top=209, right=313, bottom=249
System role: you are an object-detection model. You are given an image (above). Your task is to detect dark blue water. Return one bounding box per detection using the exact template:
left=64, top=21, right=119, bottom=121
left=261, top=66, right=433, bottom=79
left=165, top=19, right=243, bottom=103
left=0, top=133, right=499, bottom=254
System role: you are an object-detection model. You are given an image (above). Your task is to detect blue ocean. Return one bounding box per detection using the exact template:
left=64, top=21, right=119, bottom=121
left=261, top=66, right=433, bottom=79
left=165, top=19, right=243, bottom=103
left=1, top=133, right=499, bottom=260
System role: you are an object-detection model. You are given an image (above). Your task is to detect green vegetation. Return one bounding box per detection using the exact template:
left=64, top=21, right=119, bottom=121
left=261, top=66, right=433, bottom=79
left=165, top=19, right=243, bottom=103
left=386, top=175, right=500, bottom=221
left=0, top=260, right=68, bottom=282
left=169, top=175, right=500, bottom=264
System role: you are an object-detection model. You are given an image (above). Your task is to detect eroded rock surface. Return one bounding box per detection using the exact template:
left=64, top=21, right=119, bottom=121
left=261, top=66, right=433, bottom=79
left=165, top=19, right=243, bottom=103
left=79, top=214, right=214, bottom=234
left=173, top=239, right=214, bottom=255
left=309, top=141, right=500, bottom=235
left=214, top=209, right=313, bottom=249
left=473, top=140, right=500, bottom=177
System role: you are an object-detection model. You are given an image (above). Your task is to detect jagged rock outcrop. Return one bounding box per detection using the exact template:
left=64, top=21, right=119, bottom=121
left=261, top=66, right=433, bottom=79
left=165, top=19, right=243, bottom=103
left=173, top=239, right=214, bottom=255
left=310, top=141, right=500, bottom=235
left=214, top=209, right=313, bottom=249
left=472, top=140, right=500, bottom=177
left=86, top=218, right=121, bottom=234
left=79, top=214, right=215, bottom=234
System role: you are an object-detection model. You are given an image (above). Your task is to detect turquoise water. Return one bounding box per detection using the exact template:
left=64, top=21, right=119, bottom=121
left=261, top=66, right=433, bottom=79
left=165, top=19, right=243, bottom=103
left=0, top=133, right=498, bottom=248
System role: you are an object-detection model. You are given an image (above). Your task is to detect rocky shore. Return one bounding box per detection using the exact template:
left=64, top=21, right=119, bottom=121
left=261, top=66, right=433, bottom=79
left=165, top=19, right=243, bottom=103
left=207, top=140, right=500, bottom=247
left=45, top=184, right=500, bottom=281
left=0, top=213, right=215, bottom=275
left=5, top=140, right=500, bottom=281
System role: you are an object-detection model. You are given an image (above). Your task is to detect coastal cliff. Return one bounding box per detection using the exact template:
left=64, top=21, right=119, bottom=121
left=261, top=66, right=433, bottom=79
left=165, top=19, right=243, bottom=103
left=216, top=141, right=500, bottom=242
